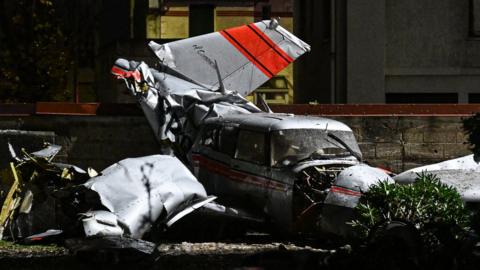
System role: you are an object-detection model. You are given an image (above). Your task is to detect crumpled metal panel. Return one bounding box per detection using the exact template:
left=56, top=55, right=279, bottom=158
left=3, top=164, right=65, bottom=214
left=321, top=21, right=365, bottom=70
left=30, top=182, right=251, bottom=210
left=81, top=210, right=124, bottom=237
left=320, top=165, right=394, bottom=238
left=83, top=155, right=208, bottom=239
left=325, top=164, right=394, bottom=209
left=30, top=144, right=62, bottom=161
left=394, top=155, right=480, bottom=202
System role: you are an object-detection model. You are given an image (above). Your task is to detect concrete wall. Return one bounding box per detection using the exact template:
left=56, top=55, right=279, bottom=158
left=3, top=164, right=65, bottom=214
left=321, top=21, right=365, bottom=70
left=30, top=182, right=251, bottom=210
left=346, top=0, right=385, bottom=103
left=0, top=115, right=471, bottom=173
left=335, top=116, right=471, bottom=172
left=0, top=116, right=160, bottom=171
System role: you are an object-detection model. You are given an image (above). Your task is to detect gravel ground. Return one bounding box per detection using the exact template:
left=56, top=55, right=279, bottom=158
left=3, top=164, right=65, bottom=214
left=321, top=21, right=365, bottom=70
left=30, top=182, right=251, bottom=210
left=0, top=239, right=346, bottom=270
left=156, top=241, right=332, bottom=255
left=1, top=238, right=477, bottom=270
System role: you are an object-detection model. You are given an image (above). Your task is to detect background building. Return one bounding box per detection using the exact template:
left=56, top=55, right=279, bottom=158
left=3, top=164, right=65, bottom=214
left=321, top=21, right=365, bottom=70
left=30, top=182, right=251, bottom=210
left=5, top=0, right=477, bottom=104
left=294, top=0, right=480, bottom=104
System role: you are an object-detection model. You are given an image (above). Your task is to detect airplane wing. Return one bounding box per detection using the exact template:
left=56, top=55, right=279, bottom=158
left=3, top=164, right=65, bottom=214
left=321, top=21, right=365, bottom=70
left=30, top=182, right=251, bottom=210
left=149, top=19, right=310, bottom=97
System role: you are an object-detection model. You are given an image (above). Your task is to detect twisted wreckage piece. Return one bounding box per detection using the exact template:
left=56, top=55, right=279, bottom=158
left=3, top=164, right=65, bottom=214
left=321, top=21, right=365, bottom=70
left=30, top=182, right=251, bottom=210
left=0, top=143, right=218, bottom=253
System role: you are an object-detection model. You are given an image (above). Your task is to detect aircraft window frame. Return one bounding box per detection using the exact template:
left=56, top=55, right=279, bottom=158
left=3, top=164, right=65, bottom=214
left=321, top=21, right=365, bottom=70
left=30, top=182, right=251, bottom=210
left=234, top=129, right=266, bottom=165
left=218, top=125, right=239, bottom=157
left=200, top=125, right=220, bottom=150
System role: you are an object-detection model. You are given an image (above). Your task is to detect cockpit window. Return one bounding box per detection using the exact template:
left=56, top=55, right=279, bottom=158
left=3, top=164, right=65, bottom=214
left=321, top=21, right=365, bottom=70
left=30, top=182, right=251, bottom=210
left=218, top=126, right=238, bottom=157
left=271, top=129, right=362, bottom=167
left=235, top=130, right=266, bottom=165
left=201, top=126, right=219, bottom=150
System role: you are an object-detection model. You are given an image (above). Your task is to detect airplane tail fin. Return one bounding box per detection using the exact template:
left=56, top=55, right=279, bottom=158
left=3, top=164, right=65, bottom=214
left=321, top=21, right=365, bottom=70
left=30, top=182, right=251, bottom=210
left=149, top=19, right=310, bottom=96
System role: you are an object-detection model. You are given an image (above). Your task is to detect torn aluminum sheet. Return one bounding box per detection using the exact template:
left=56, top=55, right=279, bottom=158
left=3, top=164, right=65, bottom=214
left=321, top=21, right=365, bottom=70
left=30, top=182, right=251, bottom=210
left=394, top=155, right=480, bottom=202
left=81, top=210, right=124, bottom=237
left=81, top=154, right=214, bottom=239
left=113, top=58, right=262, bottom=150
left=30, top=144, right=62, bottom=162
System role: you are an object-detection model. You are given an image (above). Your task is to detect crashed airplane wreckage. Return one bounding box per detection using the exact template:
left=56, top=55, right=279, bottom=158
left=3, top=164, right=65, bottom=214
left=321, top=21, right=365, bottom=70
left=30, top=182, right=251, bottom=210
left=2, top=19, right=476, bottom=255
left=109, top=19, right=396, bottom=239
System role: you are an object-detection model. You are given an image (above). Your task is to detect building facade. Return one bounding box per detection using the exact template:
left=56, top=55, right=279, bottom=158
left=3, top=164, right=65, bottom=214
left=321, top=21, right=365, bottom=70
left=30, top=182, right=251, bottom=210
left=294, top=0, right=480, bottom=104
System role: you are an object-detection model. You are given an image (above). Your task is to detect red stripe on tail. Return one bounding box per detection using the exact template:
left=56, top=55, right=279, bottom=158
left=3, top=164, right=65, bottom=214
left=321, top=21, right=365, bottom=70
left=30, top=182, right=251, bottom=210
left=248, top=23, right=294, bottom=63
left=220, top=24, right=292, bottom=77
left=220, top=30, right=273, bottom=78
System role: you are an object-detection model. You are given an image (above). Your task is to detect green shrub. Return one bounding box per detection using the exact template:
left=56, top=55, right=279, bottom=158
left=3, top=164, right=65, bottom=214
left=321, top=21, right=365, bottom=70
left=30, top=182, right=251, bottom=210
left=350, top=173, right=470, bottom=248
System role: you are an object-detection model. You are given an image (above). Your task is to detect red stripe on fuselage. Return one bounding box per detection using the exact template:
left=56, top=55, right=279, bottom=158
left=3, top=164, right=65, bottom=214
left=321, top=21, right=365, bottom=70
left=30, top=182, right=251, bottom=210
left=330, top=186, right=362, bottom=197
left=192, top=154, right=287, bottom=192
left=220, top=24, right=292, bottom=78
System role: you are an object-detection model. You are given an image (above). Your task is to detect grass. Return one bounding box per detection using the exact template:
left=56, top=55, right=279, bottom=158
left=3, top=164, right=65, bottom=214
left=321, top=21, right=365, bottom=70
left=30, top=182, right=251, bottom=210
left=0, top=240, right=66, bottom=257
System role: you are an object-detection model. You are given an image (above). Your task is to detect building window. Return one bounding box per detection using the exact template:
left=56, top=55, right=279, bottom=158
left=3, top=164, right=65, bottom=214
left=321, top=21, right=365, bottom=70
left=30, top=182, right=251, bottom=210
left=471, top=0, right=480, bottom=37
left=386, top=93, right=458, bottom=104
left=261, top=5, right=271, bottom=20
left=469, top=93, right=480, bottom=103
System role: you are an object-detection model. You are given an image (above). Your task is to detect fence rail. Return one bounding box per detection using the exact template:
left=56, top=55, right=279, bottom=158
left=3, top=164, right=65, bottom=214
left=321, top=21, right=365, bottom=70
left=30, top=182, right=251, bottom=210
left=1, top=102, right=480, bottom=116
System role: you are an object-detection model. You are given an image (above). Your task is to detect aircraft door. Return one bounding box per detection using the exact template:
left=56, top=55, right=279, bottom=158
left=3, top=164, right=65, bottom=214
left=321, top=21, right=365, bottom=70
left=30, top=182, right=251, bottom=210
left=229, top=130, right=270, bottom=210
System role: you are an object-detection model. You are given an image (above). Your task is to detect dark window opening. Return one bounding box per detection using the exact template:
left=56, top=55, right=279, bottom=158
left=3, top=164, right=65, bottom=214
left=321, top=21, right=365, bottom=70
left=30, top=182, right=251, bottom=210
left=189, top=4, right=214, bottom=37
left=261, top=5, right=271, bottom=20
left=386, top=93, right=458, bottom=104
left=322, top=0, right=331, bottom=40
left=470, top=0, right=480, bottom=37
left=469, top=93, right=480, bottom=103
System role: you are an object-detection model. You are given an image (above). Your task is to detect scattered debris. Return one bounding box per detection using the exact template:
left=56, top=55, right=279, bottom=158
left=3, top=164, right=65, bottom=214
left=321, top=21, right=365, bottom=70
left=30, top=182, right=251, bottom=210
left=0, top=143, right=219, bottom=256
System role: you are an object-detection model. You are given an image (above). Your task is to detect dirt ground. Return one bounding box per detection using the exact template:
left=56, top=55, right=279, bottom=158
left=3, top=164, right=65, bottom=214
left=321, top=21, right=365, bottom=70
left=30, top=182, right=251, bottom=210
left=0, top=236, right=479, bottom=270
left=0, top=238, right=349, bottom=270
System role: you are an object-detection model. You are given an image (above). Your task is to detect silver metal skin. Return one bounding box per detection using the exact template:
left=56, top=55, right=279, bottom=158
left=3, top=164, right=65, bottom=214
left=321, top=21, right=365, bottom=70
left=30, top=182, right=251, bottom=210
left=394, top=155, right=480, bottom=202
left=81, top=210, right=124, bottom=237
left=82, top=155, right=211, bottom=239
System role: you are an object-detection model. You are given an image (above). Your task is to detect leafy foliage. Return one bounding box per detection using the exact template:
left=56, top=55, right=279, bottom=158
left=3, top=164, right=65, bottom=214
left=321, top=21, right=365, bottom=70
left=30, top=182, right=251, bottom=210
left=0, top=0, right=72, bottom=102
left=350, top=173, right=470, bottom=249
left=463, top=113, right=480, bottom=161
